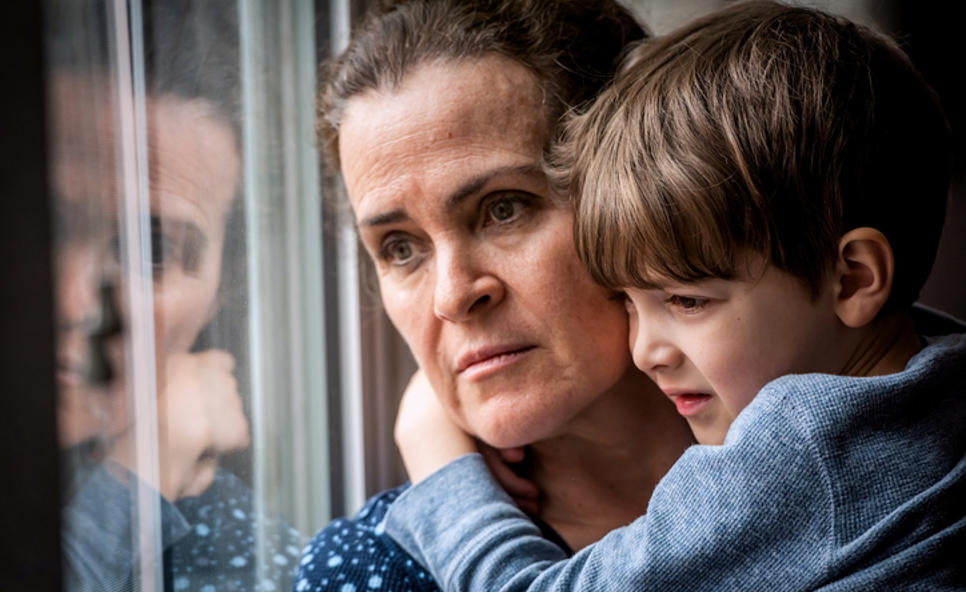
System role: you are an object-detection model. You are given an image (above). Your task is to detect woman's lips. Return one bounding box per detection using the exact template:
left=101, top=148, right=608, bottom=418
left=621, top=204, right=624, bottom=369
left=57, top=350, right=88, bottom=387
left=456, top=345, right=536, bottom=381
left=57, top=366, right=86, bottom=387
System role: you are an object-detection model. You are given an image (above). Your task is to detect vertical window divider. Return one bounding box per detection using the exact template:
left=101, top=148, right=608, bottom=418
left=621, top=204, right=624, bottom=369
left=286, top=0, right=333, bottom=536
left=238, top=0, right=270, bottom=582
left=108, top=0, right=162, bottom=589
left=240, top=0, right=333, bottom=569
left=329, top=0, right=368, bottom=515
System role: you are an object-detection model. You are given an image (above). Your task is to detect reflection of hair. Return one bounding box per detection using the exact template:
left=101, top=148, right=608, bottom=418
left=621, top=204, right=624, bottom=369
left=567, top=0, right=950, bottom=311
left=142, top=0, right=241, bottom=139
left=141, top=0, right=248, bottom=350
left=317, top=0, right=646, bottom=173
left=46, top=0, right=240, bottom=137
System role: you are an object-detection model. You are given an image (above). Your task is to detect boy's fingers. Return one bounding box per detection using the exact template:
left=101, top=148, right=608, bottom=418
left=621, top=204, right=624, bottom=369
left=480, top=445, right=540, bottom=502
left=514, top=498, right=540, bottom=516
left=498, top=446, right=526, bottom=464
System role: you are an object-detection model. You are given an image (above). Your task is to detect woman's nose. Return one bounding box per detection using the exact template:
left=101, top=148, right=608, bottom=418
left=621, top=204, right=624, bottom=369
left=433, top=248, right=505, bottom=322
left=57, top=248, right=100, bottom=329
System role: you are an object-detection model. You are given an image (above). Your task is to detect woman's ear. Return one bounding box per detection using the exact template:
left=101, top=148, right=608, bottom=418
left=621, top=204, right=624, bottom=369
left=832, top=227, right=894, bottom=328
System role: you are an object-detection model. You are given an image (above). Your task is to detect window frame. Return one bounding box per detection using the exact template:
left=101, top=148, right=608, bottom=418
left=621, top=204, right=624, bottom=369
left=0, top=2, right=63, bottom=590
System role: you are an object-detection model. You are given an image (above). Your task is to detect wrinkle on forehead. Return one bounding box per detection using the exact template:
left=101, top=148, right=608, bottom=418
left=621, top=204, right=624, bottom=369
left=339, top=55, right=550, bottom=217
left=147, top=97, right=240, bottom=230
left=50, top=78, right=240, bottom=234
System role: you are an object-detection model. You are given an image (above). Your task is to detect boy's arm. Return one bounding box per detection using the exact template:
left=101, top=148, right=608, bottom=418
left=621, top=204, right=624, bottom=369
left=387, top=413, right=830, bottom=592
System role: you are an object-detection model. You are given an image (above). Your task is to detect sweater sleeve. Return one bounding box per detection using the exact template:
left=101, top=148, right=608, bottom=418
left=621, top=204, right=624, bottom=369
left=385, top=409, right=833, bottom=592
left=61, top=462, right=190, bottom=591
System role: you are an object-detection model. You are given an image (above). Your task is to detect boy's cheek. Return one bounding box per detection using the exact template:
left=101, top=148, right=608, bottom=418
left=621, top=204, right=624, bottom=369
left=689, top=415, right=729, bottom=446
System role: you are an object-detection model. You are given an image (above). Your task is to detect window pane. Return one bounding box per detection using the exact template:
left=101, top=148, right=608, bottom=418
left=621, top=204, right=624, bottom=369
left=50, top=1, right=334, bottom=589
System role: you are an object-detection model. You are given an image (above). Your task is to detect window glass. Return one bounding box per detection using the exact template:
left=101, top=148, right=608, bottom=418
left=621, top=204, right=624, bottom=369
left=50, top=0, right=334, bottom=589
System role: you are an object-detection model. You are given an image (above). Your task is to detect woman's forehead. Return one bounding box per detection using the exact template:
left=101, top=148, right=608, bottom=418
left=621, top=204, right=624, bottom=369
left=339, top=56, right=551, bottom=216
left=340, top=56, right=547, bottom=155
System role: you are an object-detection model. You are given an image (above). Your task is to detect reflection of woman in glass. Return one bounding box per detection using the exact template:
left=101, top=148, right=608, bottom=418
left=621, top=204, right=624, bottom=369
left=51, top=1, right=301, bottom=590
left=297, top=1, right=693, bottom=591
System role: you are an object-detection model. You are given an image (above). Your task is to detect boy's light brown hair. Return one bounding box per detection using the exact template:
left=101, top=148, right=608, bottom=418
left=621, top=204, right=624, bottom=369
left=564, top=0, right=950, bottom=310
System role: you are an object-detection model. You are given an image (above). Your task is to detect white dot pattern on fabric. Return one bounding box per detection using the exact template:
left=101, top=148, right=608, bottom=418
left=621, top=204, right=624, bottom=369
left=164, top=469, right=304, bottom=592
left=296, top=485, right=439, bottom=592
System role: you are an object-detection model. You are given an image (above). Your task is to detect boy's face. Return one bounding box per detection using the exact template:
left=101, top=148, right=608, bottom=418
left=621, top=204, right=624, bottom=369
left=623, top=253, right=843, bottom=445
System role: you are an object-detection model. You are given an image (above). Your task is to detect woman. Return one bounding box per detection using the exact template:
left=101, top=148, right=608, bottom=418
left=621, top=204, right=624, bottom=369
left=296, top=1, right=693, bottom=590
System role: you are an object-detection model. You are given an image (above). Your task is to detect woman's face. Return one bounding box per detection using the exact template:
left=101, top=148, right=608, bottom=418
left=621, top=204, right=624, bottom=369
left=340, top=56, right=635, bottom=448
left=53, top=80, right=240, bottom=444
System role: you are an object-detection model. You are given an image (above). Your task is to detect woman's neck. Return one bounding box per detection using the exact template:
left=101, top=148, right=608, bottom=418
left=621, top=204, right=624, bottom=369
left=526, top=368, right=693, bottom=551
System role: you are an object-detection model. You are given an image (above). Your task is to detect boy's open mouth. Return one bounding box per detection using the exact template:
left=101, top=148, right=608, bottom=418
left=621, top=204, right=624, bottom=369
left=665, top=392, right=712, bottom=417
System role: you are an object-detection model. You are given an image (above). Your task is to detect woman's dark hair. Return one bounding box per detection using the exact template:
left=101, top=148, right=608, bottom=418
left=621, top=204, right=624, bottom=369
left=318, top=0, right=646, bottom=172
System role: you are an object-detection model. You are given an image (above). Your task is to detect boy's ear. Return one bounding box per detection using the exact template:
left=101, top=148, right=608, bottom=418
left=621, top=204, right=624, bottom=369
left=832, top=227, right=894, bottom=328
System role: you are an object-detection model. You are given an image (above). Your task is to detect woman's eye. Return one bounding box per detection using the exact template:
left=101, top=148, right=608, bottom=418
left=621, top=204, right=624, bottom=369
left=490, top=199, right=516, bottom=221
left=149, top=216, right=181, bottom=277
left=107, top=218, right=185, bottom=280
left=483, top=194, right=530, bottom=226
left=379, top=236, right=416, bottom=265
left=151, top=231, right=177, bottom=270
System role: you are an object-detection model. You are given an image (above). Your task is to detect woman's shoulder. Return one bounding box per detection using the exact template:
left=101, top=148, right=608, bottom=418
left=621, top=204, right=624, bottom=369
left=295, top=484, right=440, bottom=592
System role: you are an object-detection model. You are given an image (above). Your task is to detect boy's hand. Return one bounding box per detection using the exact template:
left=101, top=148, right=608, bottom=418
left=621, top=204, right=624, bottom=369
left=395, top=371, right=541, bottom=512
left=394, top=370, right=475, bottom=483
left=479, top=444, right=540, bottom=515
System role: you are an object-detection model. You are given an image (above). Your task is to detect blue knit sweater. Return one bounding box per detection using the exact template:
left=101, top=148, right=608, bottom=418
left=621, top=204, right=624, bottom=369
left=384, top=313, right=966, bottom=591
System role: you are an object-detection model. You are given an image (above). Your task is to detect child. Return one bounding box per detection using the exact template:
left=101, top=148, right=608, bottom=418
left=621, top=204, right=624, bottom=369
left=381, top=1, right=966, bottom=590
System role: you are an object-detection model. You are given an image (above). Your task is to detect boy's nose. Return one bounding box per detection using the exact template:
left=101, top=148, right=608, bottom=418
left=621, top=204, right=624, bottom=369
left=433, top=247, right=505, bottom=322
left=629, top=314, right=681, bottom=375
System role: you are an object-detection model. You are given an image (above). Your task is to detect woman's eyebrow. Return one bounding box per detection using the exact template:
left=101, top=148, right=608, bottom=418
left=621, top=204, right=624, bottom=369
left=359, top=209, right=410, bottom=228
left=357, top=164, right=543, bottom=228
left=444, top=164, right=544, bottom=211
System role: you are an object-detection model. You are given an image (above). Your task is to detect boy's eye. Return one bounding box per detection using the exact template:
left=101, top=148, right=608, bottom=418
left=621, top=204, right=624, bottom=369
left=665, top=294, right=708, bottom=311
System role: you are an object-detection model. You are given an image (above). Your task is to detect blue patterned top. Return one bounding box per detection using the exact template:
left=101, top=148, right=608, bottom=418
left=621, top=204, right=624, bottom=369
left=294, top=486, right=438, bottom=592
left=295, top=485, right=571, bottom=592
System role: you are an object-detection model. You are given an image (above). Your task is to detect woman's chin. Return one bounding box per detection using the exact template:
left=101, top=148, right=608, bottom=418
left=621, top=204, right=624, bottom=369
left=470, top=418, right=545, bottom=451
